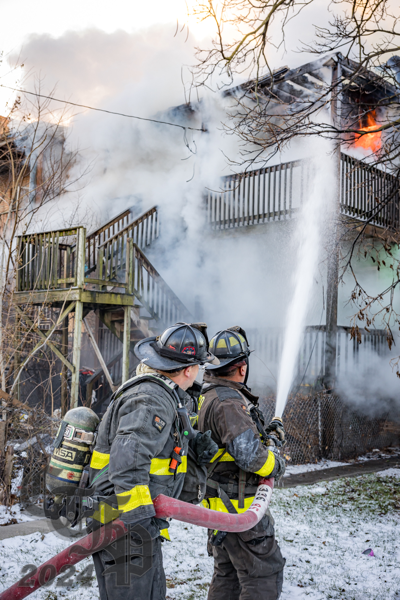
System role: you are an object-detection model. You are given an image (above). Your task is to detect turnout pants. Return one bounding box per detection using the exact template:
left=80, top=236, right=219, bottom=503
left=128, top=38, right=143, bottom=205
left=92, top=519, right=166, bottom=600
left=207, top=513, right=285, bottom=600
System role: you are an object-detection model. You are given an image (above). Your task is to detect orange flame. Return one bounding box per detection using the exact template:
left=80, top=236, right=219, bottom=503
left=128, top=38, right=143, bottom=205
left=354, top=111, right=382, bottom=154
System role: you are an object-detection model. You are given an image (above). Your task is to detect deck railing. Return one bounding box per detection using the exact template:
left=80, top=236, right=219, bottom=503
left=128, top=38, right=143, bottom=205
left=86, top=206, right=158, bottom=272
left=16, top=220, right=191, bottom=326
left=207, top=154, right=400, bottom=230
left=341, top=154, right=400, bottom=229
left=207, top=160, right=301, bottom=229
left=16, top=227, right=84, bottom=292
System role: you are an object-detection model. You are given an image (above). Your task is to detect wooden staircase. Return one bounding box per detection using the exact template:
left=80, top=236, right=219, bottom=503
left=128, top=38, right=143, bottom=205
left=13, top=206, right=192, bottom=412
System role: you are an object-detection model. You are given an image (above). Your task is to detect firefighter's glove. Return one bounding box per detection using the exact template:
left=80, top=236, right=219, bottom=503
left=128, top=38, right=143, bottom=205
left=271, top=451, right=286, bottom=482
left=191, top=431, right=219, bottom=466
left=266, top=417, right=285, bottom=446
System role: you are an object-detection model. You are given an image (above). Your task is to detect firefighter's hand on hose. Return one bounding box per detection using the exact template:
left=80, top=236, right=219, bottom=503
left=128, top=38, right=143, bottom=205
left=266, top=417, right=285, bottom=446
left=191, top=431, right=219, bottom=465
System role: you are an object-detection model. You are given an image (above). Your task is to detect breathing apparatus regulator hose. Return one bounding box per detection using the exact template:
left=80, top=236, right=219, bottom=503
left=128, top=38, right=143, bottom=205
left=0, top=478, right=274, bottom=600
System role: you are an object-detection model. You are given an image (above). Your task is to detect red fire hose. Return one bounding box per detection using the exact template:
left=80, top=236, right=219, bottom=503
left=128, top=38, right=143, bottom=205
left=0, top=478, right=273, bottom=600
left=154, top=476, right=274, bottom=531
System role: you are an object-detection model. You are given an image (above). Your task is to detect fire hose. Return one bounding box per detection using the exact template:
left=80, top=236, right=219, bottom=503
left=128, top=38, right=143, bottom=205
left=0, top=477, right=274, bottom=600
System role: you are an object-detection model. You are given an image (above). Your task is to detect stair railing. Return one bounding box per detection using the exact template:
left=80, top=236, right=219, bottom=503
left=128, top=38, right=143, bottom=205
left=131, top=243, right=192, bottom=326
left=86, top=206, right=158, bottom=272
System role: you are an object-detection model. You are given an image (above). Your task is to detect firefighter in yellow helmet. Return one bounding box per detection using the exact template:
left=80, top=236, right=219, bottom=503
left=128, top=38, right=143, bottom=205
left=198, top=326, right=286, bottom=600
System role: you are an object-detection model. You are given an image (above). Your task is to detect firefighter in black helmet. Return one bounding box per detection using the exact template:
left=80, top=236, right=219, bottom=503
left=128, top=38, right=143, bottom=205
left=198, top=326, right=286, bottom=600
left=89, top=323, right=219, bottom=600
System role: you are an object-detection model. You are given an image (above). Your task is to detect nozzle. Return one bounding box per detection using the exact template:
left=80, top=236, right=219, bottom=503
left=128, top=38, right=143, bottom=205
left=272, top=416, right=283, bottom=424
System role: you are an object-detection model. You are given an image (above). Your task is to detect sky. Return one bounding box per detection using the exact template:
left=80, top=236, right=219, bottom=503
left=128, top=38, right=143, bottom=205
left=0, top=0, right=214, bottom=114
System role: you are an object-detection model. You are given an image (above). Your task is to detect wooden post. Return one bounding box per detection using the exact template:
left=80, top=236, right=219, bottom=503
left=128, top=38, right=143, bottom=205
left=122, top=306, right=130, bottom=383
left=70, top=228, right=86, bottom=408
left=122, top=239, right=132, bottom=383
left=70, top=302, right=83, bottom=409
left=324, top=60, right=342, bottom=389
left=83, top=317, right=116, bottom=392
left=60, top=316, right=69, bottom=417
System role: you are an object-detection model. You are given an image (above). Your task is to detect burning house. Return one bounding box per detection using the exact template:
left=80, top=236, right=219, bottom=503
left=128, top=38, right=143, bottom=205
left=8, top=52, right=400, bottom=464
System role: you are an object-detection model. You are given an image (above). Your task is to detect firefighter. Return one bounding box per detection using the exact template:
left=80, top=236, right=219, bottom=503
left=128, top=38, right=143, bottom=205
left=88, top=322, right=219, bottom=600
left=198, top=326, right=286, bottom=600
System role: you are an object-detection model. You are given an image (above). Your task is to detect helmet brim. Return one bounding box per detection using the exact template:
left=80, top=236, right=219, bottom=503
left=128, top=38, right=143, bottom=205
left=204, top=351, right=252, bottom=371
left=134, top=337, right=219, bottom=371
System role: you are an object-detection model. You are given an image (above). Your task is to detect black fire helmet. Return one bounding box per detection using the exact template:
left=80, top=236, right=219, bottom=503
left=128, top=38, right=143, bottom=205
left=205, top=326, right=252, bottom=371
left=134, top=322, right=219, bottom=371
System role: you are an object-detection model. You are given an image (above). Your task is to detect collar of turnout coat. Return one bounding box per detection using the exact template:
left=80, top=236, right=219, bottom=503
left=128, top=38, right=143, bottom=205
left=203, top=373, right=259, bottom=406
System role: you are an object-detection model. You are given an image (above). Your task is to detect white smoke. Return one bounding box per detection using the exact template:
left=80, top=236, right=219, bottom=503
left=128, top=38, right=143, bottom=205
left=337, top=339, right=400, bottom=419
left=10, top=26, right=302, bottom=332
left=8, top=24, right=400, bottom=408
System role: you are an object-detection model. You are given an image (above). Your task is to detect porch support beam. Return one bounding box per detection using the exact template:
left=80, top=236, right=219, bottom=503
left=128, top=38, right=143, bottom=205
left=83, top=316, right=116, bottom=393
left=70, top=301, right=83, bottom=408
left=122, top=306, right=130, bottom=383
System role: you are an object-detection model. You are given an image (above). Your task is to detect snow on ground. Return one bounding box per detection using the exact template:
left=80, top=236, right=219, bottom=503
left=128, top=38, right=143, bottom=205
left=376, top=468, right=400, bottom=478
left=0, top=470, right=399, bottom=600
left=0, top=504, right=39, bottom=526
left=285, top=459, right=347, bottom=476
left=284, top=447, right=400, bottom=476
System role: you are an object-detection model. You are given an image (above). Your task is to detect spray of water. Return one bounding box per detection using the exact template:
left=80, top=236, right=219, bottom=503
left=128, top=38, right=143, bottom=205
left=275, top=145, right=335, bottom=418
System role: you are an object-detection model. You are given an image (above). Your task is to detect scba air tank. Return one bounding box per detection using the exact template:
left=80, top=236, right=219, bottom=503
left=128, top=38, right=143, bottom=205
left=46, top=407, right=100, bottom=493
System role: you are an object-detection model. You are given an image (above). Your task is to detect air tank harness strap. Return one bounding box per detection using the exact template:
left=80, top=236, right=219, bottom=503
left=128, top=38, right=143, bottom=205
left=54, top=421, right=68, bottom=448
left=206, top=478, right=238, bottom=548
left=206, top=479, right=238, bottom=515
left=206, top=448, right=237, bottom=514
left=238, top=469, right=246, bottom=510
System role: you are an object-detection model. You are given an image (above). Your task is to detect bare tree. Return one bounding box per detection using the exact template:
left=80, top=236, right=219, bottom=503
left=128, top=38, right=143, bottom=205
left=0, top=85, right=82, bottom=402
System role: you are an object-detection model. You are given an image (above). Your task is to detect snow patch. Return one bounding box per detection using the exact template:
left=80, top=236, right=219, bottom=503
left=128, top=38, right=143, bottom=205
left=375, top=468, right=400, bottom=478
left=285, top=459, right=346, bottom=476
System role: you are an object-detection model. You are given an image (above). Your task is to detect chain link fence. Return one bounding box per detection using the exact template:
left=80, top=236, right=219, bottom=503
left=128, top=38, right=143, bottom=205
left=259, top=392, right=400, bottom=464
left=1, top=390, right=400, bottom=510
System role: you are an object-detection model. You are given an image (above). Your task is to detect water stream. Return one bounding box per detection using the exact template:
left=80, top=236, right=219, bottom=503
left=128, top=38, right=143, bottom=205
left=275, top=149, right=335, bottom=418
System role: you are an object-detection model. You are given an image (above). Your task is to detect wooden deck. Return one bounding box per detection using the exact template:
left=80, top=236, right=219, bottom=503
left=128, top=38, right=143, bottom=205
left=13, top=207, right=190, bottom=411
left=207, top=153, right=400, bottom=231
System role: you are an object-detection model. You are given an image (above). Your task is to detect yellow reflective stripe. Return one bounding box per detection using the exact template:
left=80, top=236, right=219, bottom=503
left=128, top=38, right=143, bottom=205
left=92, top=503, right=120, bottom=525
left=90, top=450, right=110, bottom=470
left=254, top=451, right=275, bottom=477
left=160, top=528, right=170, bottom=541
left=92, top=485, right=153, bottom=524
left=198, top=395, right=205, bottom=411
left=150, top=456, right=187, bottom=476
left=90, top=451, right=190, bottom=475
left=117, top=485, right=153, bottom=513
left=207, top=496, right=255, bottom=515
left=209, top=448, right=235, bottom=463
